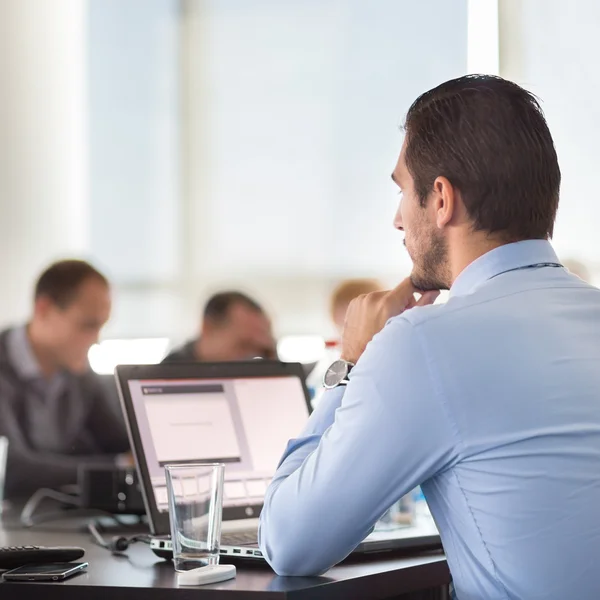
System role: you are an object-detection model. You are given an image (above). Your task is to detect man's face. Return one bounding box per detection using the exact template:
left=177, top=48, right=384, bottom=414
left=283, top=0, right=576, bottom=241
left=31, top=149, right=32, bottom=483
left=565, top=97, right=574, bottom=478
left=37, top=278, right=112, bottom=373
left=392, top=139, right=450, bottom=291
left=205, top=303, right=276, bottom=361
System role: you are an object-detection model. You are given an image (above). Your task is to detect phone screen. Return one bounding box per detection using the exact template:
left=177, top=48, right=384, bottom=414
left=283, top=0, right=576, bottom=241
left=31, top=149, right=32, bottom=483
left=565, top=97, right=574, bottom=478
left=3, top=562, right=88, bottom=580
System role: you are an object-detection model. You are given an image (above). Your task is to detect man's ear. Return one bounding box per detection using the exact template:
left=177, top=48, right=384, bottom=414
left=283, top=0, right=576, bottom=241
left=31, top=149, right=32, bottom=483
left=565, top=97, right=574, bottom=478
left=201, top=318, right=222, bottom=335
left=33, top=296, right=54, bottom=320
left=431, top=176, right=456, bottom=229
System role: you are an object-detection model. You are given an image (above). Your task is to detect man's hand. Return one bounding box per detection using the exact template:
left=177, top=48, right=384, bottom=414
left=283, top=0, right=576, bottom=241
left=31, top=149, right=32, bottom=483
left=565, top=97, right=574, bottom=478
left=341, top=278, right=440, bottom=364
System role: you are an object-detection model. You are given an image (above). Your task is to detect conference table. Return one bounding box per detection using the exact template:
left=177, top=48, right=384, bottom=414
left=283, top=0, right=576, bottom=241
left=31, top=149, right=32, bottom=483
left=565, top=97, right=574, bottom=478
left=0, top=511, right=451, bottom=600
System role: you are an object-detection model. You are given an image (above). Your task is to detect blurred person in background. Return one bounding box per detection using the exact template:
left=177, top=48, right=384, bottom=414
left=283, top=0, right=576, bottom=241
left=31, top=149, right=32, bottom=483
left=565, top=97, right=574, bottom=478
left=0, top=260, right=130, bottom=499
left=330, top=279, right=384, bottom=336
left=563, top=258, right=591, bottom=282
left=307, top=279, right=383, bottom=401
left=163, top=291, right=277, bottom=363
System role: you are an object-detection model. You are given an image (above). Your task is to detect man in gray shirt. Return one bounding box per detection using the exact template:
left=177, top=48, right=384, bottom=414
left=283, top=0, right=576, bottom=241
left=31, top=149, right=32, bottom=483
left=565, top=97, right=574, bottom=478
left=0, top=260, right=130, bottom=499
left=163, top=291, right=277, bottom=363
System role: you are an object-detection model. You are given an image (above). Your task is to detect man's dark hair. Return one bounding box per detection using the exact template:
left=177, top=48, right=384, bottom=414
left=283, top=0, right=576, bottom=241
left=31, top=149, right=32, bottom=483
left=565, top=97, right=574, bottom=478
left=404, top=74, right=561, bottom=241
left=203, top=291, right=264, bottom=325
left=35, top=260, right=109, bottom=308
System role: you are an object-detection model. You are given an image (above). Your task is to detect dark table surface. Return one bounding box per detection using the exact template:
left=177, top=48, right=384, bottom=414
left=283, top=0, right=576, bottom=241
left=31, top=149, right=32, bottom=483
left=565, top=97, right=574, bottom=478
left=0, top=512, right=450, bottom=600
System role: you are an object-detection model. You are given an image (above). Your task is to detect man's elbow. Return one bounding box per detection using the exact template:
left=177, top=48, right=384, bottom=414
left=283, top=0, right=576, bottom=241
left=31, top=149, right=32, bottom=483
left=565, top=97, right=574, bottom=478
left=260, top=523, right=331, bottom=576
left=265, top=546, right=330, bottom=577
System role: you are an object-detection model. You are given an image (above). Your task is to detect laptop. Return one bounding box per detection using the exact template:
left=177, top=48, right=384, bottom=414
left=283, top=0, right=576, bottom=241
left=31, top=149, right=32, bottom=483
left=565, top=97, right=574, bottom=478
left=115, top=361, right=441, bottom=562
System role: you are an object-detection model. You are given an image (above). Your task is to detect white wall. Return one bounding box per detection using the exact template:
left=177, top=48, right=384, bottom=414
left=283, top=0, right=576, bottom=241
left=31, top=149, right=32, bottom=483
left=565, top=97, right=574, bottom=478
left=0, top=0, right=468, bottom=342
left=93, top=0, right=469, bottom=341
left=183, top=0, right=468, bottom=279
left=88, top=0, right=182, bottom=285
left=87, top=0, right=185, bottom=340
left=0, top=0, right=89, bottom=325
left=3, top=0, right=597, bottom=344
left=166, top=0, right=469, bottom=341
left=500, top=0, right=600, bottom=281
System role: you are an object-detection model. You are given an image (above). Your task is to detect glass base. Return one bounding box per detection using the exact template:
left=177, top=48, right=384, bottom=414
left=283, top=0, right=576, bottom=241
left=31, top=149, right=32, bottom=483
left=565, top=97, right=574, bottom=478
left=174, top=554, right=219, bottom=573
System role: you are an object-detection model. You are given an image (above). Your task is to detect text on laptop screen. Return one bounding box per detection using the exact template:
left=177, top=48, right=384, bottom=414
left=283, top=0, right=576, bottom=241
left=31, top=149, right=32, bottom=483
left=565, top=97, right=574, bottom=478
left=127, top=375, right=309, bottom=512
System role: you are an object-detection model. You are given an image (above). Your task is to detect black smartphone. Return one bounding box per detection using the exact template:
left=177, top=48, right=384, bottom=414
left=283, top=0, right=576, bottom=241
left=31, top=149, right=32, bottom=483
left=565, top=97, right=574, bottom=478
left=2, top=562, right=88, bottom=582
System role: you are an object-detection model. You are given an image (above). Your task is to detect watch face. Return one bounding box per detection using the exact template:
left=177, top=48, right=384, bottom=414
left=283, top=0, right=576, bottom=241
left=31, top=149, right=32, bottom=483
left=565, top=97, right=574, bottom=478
left=323, top=360, right=350, bottom=389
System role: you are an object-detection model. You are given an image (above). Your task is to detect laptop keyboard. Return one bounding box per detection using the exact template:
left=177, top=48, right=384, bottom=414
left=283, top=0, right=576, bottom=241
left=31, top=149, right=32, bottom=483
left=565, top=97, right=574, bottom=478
left=222, top=531, right=258, bottom=547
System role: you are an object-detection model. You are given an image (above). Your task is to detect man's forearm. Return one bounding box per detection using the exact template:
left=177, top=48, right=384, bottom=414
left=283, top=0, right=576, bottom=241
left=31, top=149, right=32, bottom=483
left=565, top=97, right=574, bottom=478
left=258, top=316, right=455, bottom=576
left=258, top=388, right=345, bottom=572
left=270, top=386, right=345, bottom=480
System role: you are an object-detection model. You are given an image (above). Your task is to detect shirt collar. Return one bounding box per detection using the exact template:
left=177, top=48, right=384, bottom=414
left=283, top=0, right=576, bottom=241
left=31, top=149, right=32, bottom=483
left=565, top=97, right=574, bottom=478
left=7, top=325, right=44, bottom=380
left=450, top=239, right=561, bottom=298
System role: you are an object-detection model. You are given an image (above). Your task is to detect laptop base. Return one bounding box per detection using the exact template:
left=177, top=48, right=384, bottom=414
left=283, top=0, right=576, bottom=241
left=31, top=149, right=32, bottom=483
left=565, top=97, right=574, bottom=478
left=150, top=537, right=264, bottom=562
left=149, top=518, right=442, bottom=564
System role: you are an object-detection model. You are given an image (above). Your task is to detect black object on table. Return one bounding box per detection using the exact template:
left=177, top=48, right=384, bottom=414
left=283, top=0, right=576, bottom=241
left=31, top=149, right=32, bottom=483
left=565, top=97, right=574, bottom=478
left=0, top=516, right=450, bottom=600
left=0, top=546, right=85, bottom=570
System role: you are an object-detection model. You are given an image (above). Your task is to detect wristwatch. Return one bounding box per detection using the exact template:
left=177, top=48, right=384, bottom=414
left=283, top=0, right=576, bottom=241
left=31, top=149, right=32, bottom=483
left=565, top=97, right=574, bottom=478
left=323, top=359, right=355, bottom=390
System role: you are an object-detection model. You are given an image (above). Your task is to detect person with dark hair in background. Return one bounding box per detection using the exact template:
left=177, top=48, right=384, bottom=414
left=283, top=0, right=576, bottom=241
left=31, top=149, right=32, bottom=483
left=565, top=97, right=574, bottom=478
left=163, top=291, right=277, bottom=363
left=259, top=75, right=600, bottom=599
left=0, top=260, right=130, bottom=499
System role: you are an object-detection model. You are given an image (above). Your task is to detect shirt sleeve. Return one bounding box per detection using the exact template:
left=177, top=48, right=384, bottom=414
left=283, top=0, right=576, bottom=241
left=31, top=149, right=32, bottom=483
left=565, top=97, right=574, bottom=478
left=258, top=314, right=459, bottom=576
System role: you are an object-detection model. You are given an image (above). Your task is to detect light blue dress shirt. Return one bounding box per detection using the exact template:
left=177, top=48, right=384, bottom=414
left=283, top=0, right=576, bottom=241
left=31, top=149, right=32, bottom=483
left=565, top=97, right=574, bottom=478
left=259, top=240, right=600, bottom=600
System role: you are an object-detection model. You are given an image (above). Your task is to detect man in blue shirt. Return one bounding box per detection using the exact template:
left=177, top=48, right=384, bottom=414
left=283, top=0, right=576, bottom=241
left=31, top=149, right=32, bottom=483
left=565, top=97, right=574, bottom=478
left=258, top=75, right=600, bottom=599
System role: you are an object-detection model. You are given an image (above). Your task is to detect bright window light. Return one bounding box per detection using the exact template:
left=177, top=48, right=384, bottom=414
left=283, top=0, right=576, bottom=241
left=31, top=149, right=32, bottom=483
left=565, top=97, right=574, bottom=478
left=277, top=335, right=325, bottom=365
left=88, top=338, right=170, bottom=375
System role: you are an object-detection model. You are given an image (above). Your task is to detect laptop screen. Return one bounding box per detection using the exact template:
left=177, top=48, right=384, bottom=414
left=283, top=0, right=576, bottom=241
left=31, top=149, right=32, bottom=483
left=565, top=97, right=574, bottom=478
left=127, top=374, right=310, bottom=514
